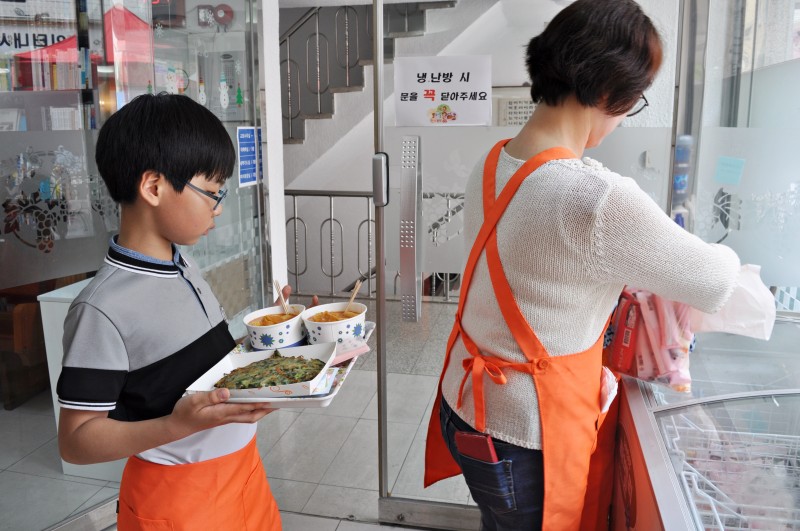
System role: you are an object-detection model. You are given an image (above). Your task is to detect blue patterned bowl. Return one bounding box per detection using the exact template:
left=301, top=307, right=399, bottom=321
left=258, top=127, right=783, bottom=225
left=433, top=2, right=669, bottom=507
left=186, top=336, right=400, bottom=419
left=244, top=304, right=306, bottom=350
left=301, top=302, right=367, bottom=345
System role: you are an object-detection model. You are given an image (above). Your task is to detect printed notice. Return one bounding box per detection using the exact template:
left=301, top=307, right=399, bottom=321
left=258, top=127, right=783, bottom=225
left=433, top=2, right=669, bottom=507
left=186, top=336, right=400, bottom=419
left=237, top=126, right=262, bottom=188
left=394, top=55, right=492, bottom=127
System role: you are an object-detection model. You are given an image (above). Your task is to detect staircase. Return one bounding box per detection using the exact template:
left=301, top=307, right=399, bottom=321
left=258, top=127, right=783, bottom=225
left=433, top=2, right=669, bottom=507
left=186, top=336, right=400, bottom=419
left=280, top=1, right=497, bottom=187
left=279, top=2, right=456, bottom=146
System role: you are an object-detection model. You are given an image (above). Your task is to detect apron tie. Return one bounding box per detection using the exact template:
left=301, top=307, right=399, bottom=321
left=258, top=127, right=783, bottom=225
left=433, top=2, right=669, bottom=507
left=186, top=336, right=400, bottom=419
left=455, top=316, right=539, bottom=432
left=457, top=355, right=506, bottom=432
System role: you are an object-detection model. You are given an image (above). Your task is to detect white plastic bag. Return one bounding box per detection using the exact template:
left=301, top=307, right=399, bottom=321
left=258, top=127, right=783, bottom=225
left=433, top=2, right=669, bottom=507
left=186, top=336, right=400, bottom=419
left=600, top=366, right=618, bottom=414
left=688, top=264, right=776, bottom=340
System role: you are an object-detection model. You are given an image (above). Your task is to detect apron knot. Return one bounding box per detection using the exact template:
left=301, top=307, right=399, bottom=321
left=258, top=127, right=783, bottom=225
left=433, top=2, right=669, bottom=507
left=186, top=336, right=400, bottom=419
left=457, top=354, right=509, bottom=432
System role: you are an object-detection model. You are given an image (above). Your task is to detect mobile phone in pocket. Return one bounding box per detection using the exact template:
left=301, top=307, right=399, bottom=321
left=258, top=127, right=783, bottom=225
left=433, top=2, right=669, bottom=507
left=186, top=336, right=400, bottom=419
left=455, top=431, right=499, bottom=463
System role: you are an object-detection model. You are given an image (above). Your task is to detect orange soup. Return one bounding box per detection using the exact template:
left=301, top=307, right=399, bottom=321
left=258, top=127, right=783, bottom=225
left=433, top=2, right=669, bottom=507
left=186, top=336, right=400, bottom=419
left=308, top=310, right=361, bottom=323
left=249, top=313, right=295, bottom=326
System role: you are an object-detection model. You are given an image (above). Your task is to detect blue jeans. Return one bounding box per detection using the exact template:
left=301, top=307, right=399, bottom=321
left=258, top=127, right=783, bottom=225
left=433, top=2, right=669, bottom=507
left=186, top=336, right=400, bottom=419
left=440, top=397, right=544, bottom=531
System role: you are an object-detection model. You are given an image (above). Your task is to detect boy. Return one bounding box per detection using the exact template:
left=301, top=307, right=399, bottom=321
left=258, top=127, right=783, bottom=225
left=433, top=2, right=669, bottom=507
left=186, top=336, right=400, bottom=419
left=56, top=93, right=281, bottom=530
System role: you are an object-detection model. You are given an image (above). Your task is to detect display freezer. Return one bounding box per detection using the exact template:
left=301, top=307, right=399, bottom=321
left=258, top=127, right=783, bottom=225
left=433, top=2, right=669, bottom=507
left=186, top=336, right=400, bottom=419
left=613, top=320, right=800, bottom=530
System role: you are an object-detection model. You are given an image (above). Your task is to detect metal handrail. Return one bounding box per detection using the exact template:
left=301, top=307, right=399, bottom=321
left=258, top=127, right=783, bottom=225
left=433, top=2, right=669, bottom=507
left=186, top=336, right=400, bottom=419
left=283, top=188, right=461, bottom=303
left=284, top=189, right=375, bottom=298
left=279, top=7, right=321, bottom=44
left=285, top=189, right=372, bottom=198
left=279, top=6, right=367, bottom=141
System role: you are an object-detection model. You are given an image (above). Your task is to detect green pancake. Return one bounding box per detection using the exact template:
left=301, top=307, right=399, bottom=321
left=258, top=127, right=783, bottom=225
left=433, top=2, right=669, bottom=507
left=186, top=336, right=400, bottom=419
left=215, top=351, right=326, bottom=389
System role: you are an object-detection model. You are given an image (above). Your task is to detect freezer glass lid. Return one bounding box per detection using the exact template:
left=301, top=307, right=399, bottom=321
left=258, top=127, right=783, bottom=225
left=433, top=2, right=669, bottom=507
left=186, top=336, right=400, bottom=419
left=648, top=321, right=800, bottom=407
left=655, top=394, right=800, bottom=530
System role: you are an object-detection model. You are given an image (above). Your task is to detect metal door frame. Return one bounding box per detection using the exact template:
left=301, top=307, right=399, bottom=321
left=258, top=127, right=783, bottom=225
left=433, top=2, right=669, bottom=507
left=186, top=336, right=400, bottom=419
left=371, top=1, right=480, bottom=528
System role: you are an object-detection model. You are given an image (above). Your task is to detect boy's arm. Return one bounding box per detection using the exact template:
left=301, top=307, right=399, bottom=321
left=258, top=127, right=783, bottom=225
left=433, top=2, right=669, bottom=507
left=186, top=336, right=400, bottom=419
left=58, top=388, right=272, bottom=464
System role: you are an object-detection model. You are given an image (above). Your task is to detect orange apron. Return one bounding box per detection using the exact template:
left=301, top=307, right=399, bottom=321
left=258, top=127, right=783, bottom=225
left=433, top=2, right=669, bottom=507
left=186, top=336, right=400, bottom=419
left=118, top=436, right=281, bottom=531
left=424, top=140, right=619, bottom=530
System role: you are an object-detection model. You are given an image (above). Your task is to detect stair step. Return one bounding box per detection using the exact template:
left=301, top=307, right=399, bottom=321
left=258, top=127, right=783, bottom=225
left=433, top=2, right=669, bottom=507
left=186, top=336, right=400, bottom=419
left=330, top=85, right=364, bottom=94
left=417, top=1, right=457, bottom=10
left=300, top=113, right=334, bottom=120
left=387, top=30, right=425, bottom=38
left=358, top=58, right=395, bottom=67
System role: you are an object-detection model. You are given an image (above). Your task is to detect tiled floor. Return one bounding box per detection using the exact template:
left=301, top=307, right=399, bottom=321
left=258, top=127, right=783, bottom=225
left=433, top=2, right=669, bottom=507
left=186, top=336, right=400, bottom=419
left=0, top=299, right=474, bottom=531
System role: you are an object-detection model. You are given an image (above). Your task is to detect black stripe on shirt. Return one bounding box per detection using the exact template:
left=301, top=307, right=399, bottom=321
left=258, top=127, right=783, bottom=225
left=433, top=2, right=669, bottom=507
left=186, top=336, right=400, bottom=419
left=57, top=367, right=127, bottom=408
left=112, top=320, right=235, bottom=422
left=57, top=321, right=235, bottom=422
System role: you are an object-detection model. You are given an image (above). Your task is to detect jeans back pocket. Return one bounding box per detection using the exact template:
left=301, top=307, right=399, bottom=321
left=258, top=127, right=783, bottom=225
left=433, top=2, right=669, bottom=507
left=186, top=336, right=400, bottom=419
left=457, top=453, right=517, bottom=514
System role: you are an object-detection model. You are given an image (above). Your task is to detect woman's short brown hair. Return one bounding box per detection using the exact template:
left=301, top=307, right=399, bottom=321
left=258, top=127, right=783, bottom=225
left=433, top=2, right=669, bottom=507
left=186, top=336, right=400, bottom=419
left=525, top=0, right=663, bottom=116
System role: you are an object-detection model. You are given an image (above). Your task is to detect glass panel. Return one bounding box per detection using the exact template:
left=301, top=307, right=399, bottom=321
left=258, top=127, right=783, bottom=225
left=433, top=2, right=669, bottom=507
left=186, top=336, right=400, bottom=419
left=112, top=0, right=266, bottom=338
left=0, top=0, right=114, bottom=288
left=0, top=0, right=264, bottom=528
left=691, top=0, right=800, bottom=294
left=646, top=0, right=800, bottom=406
left=655, top=394, right=800, bottom=530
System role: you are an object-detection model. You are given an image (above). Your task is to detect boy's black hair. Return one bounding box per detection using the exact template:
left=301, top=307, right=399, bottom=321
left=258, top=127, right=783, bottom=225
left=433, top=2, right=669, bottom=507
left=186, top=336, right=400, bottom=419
left=95, top=93, right=236, bottom=204
left=525, top=0, right=663, bottom=116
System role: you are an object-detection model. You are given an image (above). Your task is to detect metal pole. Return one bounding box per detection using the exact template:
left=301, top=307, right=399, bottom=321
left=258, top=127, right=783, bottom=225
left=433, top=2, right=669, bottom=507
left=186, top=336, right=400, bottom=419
left=367, top=196, right=374, bottom=297
left=329, top=195, right=335, bottom=296
left=244, top=0, right=265, bottom=307
left=293, top=195, right=300, bottom=293
left=373, top=0, right=389, bottom=500
left=315, top=12, right=321, bottom=113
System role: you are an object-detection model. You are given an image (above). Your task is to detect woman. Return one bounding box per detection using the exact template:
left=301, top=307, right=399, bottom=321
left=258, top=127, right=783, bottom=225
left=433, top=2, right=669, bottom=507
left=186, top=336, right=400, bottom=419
left=423, top=1, right=740, bottom=530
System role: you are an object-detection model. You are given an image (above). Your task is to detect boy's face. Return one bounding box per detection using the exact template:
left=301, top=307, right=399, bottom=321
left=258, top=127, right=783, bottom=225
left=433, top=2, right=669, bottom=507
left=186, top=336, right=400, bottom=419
left=159, top=174, right=226, bottom=246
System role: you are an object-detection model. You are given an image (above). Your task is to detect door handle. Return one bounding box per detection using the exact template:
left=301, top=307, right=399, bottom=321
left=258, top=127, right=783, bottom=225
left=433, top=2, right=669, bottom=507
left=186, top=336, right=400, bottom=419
left=399, top=136, right=422, bottom=322
left=372, top=152, right=389, bottom=207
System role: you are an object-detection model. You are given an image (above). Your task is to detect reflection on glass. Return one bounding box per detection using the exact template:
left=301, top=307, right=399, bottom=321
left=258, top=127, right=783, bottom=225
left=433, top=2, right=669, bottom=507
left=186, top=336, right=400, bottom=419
left=656, top=395, right=800, bottom=530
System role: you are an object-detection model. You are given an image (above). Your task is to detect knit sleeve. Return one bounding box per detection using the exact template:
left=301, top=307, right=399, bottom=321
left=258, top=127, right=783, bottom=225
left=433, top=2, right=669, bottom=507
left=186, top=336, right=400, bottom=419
left=591, top=176, right=740, bottom=313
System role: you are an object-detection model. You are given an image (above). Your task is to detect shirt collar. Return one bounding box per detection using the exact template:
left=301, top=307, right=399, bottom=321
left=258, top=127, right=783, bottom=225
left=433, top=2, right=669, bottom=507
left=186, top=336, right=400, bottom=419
left=104, top=236, right=184, bottom=278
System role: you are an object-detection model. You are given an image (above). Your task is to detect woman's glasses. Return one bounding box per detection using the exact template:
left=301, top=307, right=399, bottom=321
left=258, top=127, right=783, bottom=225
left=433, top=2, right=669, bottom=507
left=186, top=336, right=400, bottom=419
left=184, top=181, right=228, bottom=210
left=626, top=94, right=649, bottom=117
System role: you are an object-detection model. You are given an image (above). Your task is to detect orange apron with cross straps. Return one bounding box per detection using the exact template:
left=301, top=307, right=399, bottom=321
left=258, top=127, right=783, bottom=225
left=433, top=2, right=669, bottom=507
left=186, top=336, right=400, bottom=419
left=117, top=436, right=281, bottom=531
left=424, top=140, right=619, bottom=530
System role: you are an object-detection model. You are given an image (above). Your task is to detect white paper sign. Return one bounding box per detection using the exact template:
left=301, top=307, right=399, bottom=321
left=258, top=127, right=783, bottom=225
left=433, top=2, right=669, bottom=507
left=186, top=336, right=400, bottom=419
left=394, top=55, right=492, bottom=126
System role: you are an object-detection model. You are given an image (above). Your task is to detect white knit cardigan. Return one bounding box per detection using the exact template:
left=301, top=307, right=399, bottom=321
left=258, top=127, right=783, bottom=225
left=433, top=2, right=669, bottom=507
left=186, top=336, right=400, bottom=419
left=441, top=149, right=740, bottom=450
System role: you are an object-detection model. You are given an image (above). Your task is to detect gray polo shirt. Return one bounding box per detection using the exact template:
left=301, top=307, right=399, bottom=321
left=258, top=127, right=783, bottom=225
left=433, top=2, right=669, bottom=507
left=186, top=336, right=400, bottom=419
left=57, top=237, right=255, bottom=464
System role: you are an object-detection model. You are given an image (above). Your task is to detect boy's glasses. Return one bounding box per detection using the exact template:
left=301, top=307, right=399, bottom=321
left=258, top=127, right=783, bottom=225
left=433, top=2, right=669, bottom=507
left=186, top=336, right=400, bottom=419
left=184, top=181, right=227, bottom=210
left=626, top=94, right=649, bottom=117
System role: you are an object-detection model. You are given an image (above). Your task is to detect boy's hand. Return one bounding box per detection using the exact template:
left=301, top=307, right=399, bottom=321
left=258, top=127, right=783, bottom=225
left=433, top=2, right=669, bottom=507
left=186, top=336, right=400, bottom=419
left=169, top=389, right=273, bottom=438
left=276, top=284, right=319, bottom=308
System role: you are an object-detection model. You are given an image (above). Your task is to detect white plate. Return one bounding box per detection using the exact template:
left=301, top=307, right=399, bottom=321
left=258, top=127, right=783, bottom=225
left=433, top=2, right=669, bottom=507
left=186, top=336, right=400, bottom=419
left=213, top=355, right=359, bottom=407
left=186, top=342, right=337, bottom=400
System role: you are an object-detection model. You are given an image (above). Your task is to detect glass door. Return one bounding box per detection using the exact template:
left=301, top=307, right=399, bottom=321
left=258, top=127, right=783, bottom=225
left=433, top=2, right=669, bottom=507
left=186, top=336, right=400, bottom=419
left=372, top=1, right=685, bottom=529
left=373, top=1, right=502, bottom=528
left=373, top=2, right=484, bottom=529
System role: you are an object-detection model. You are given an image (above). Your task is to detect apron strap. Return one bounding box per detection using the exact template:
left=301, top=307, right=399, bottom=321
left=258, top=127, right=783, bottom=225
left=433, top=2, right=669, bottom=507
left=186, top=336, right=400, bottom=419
left=450, top=141, right=577, bottom=431
left=453, top=142, right=576, bottom=347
